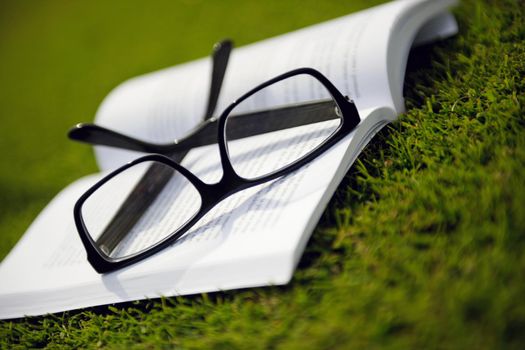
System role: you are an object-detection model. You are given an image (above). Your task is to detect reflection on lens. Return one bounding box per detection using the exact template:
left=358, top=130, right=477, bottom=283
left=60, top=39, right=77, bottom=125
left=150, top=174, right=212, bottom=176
left=80, top=160, right=201, bottom=259
left=225, top=73, right=342, bottom=180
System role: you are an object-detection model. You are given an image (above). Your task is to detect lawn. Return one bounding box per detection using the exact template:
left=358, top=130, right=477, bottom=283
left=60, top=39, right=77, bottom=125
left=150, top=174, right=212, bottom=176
left=0, top=0, right=524, bottom=348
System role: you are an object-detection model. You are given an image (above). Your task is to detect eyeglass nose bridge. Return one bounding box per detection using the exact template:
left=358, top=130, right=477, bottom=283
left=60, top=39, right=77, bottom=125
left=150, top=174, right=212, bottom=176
left=197, top=170, right=252, bottom=209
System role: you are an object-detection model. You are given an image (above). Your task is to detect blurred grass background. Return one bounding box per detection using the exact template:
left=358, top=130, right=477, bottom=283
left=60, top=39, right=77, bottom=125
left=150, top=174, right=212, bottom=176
left=1, top=0, right=524, bottom=348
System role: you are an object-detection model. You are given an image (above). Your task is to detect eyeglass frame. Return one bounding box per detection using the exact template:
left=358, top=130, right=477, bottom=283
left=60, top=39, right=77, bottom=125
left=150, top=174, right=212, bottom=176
left=74, top=67, right=361, bottom=273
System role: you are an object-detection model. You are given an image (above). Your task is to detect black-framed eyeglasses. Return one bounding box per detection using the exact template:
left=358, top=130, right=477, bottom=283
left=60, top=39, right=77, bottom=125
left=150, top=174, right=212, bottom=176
left=69, top=41, right=361, bottom=273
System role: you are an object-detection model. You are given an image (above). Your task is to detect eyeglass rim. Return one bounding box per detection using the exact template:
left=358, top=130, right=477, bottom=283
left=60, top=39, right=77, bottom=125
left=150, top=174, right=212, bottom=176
left=74, top=67, right=361, bottom=273
left=218, top=67, right=355, bottom=182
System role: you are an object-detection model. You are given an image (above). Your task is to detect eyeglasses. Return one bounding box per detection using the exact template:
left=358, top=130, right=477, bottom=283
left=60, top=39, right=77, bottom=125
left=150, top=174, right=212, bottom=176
left=69, top=42, right=361, bottom=273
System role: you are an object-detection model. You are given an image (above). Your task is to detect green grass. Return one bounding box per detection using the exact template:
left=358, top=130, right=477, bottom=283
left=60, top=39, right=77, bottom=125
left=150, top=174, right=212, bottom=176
left=0, top=0, right=524, bottom=348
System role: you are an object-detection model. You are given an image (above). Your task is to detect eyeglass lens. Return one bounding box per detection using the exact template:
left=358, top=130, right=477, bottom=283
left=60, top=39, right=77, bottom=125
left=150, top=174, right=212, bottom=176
left=225, top=74, right=342, bottom=180
left=81, top=160, right=202, bottom=259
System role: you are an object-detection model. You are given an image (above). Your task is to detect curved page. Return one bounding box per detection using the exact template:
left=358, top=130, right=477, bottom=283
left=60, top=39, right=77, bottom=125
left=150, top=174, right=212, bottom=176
left=94, top=0, right=457, bottom=171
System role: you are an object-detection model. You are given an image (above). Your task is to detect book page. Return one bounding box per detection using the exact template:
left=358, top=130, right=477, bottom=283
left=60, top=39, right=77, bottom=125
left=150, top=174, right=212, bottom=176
left=94, top=0, right=456, bottom=171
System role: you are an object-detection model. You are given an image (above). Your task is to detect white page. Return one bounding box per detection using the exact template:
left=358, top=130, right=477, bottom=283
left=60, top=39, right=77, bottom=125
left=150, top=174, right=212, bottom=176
left=94, top=0, right=456, bottom=171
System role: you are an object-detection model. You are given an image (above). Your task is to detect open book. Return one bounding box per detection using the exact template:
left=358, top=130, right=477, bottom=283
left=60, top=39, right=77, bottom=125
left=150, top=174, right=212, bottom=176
left=0, top=0, right=458, bottom=319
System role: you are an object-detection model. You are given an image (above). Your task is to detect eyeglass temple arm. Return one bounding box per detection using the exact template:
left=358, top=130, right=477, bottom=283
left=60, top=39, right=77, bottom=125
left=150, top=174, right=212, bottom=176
left=67, top=39, right=233, bottom=155
left=68, top=98, right=356, bottom=156
left=204, top=39, right=232, bottom=121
